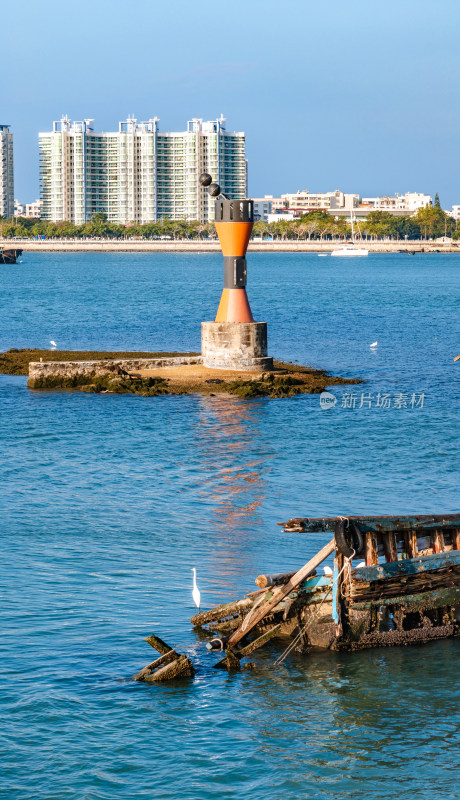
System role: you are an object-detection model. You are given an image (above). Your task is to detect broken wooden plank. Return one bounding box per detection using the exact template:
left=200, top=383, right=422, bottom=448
left=279, top=514, right=460, bottom=535
left=143, top=655, right=195, bottom=682
left=132, top=649, right=177, bottom=681
left=404, top=529, right=419, bottom=559
left=351, top=565, right=460, bottom=603
left=214, top=648, right=242, bottom=671
left=191, top=597, right=253, bottom=626
left=136, top=632, right=195, bottom=682
left=352, top=550, right=460, bottom=582
left=144, top=633, right=174, bottom=655
left=226, top=538, right=336, bottom=649
left=278, top=518, right=305, bottom=532
left=431, top=529, right=445, bottom=554
left=365, top=531, right=379, bottom=566
left=352, top=585, right=460, bottom=612
left=239, top=624, right=282, bottom=657
left=382, top=531, right=398, bottom=563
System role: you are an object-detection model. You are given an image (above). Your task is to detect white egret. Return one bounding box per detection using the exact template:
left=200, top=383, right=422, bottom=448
left=370, top=341, right=378, bottom=349
left=191, top=567, right=201, bottom=612
left=323, top=566, right=333, bottom=577
left=50, top=340, right=57, bottom=348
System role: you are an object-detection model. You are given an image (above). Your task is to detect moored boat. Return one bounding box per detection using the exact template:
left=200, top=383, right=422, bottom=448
left=331, top=246, right=369, bottom=257
left=331, top=208, right=368, bottom=257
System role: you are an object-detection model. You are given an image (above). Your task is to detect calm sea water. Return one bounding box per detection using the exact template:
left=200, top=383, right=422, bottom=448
left=1, top=252, right=459, bottom=799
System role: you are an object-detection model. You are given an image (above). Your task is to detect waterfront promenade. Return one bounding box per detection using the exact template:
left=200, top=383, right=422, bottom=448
left=2, top=237, right=459, bottom=253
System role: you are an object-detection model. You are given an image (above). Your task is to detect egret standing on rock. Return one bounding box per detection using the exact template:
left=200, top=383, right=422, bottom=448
left=191, top=568, right=201, bottom=613
left=50, top=340, right=57, bottom=349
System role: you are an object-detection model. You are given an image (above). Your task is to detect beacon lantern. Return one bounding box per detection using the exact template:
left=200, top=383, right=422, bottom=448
left=199, top=173, right=273, bottom=371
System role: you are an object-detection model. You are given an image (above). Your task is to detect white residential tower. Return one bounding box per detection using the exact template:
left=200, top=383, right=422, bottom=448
left=39, top=116, right=247, bottom=224
left=0, top=124, right=14, bottom=219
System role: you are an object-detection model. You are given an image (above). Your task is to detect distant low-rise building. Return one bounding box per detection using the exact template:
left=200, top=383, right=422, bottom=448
left=14, top=199, right=42, bottom=218
left=329, top=208, right=411, bottom=222
left=404, top=192, right=432, bottom=211
left=252, top=196, right=273, bottom=222
left=270, top=197, right=289, bottom=213
left=271, top=189, right=359, bottom=213
left=447, top=205, right=460, bottom=220
left=258, top=189, right=433, bottom=220
left=360, top=192, right=432, bottom=212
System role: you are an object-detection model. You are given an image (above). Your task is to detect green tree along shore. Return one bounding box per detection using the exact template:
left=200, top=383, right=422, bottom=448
left=1, top=206, right=458, bottom=241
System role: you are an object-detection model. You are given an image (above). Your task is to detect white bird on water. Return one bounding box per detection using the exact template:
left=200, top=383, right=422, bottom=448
left=50, top=340, right=57, bottom=349
left=370, top=341, right=378, bottom=349
left=191, top=567, right=201, bottom=612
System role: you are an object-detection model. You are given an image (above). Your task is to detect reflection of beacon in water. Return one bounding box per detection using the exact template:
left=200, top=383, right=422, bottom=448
left=199, top=172, right=273, bottom=371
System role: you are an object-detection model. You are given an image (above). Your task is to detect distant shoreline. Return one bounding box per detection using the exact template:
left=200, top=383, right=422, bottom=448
left=2, top=238, right=459, bottom=254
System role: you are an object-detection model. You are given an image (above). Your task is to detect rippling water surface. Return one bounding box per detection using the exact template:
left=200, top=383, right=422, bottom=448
left=1, top=252, right=459, bottom=799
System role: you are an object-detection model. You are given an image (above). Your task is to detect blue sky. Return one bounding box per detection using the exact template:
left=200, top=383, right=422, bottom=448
left=4, top=0, right=460, bottom=206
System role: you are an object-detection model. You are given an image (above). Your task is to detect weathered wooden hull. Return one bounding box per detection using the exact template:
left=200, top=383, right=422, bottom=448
left=338, top=551, right=460, bottom=651
left=192, top=514, right=460, bottom=664
left=0, top=248, right=23, bottom=264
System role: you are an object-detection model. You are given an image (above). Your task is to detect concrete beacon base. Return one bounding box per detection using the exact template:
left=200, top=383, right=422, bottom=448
left=201, top=321, right=273, bottom=371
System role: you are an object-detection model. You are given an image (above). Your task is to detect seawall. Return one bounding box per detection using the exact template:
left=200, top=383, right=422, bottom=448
left=3, top=238, right=460, bottom=253
left=28, top=355, right=203, bottom=387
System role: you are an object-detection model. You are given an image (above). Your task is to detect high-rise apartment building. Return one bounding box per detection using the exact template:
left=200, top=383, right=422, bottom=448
left=0, top=124, right=14, bottom=219
left=39, top=115, right=247, bottom=224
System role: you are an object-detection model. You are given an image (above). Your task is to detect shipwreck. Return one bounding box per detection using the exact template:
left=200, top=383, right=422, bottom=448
left=191, top=513, right=460, bottom=670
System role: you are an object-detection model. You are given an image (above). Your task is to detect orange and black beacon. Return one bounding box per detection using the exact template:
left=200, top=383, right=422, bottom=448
left=200, top=173, right=273, bottom=371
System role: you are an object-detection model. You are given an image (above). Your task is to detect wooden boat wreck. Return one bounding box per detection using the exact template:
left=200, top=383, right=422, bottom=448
left=0, top=247, right=23, bottom=264
left=191, top=514, right=460, bottom=670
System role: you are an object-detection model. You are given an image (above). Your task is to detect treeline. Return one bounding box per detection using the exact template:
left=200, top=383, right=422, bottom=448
left=0, top=213, right=217, bottom=241
left=1, top=205, right=457, bottom=241
left=254, top=206, right=458, bottom=241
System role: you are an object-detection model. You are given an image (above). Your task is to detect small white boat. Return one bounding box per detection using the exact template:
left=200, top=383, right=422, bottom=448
left=331, top=246, right=369, bottom=257
left=331, top=209, right=368, bottom=257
